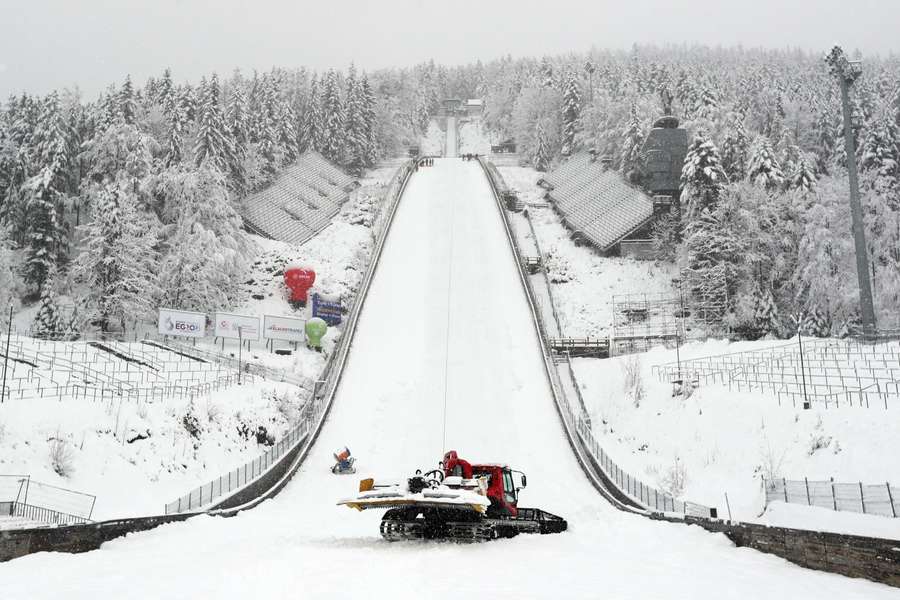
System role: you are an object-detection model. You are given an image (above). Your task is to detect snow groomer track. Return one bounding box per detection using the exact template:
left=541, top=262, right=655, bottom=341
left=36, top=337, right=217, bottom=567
left=0, top=159, right=896, bottom=599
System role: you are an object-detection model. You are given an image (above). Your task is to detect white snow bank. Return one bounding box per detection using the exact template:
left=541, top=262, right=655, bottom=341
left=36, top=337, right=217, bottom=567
left=756, top=501, right=900, bottom=540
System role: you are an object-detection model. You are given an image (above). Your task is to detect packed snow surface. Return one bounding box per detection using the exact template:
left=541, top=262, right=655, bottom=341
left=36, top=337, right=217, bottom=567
left=0, top=160, right=892, bottom=599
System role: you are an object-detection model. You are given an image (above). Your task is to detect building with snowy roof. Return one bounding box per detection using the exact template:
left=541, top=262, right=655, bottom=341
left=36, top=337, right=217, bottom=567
left=539, top=152, right=665, bottom=258
left=242, top=151, right=358, bottom=246
left=640, top=115, right=689, bottom=198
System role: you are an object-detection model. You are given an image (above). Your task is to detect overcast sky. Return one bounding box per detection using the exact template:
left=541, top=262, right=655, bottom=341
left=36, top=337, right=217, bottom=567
left=1, top=0, right=898, bottom=99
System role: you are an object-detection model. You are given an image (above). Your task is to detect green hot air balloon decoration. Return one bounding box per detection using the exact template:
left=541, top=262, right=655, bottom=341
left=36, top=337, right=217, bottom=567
left=305, top=317, right=328, bottom=352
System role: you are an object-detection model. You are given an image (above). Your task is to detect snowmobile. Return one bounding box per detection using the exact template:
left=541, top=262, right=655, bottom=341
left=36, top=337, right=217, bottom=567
left=337, top=450, right=567, bottom=542
left=331, top=446, right=356, bottom=475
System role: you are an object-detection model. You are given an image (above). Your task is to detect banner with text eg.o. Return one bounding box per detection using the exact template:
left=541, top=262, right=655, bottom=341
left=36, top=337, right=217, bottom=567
left=158, top=308, right=207, bottom=338
left=214, top=312, right=261, bottom=341
left=263, top=314, right=307, bottom=343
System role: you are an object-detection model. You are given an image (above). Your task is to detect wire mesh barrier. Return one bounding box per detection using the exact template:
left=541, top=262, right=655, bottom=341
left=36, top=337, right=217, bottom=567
left=479, top=158, right=717, bottom=519
left=164, top=159, right=416, bottom=515
left=764, top=477, right=899, bottom=518
left=0, top=475, right=96, bottom=525
left=652, top=338, right=900, bottom=409
left=165, top=413, right=312, bottom=514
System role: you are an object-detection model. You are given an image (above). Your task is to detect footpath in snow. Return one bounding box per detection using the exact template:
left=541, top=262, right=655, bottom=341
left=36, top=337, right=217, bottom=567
left=0, top=159, right=893, bottom=600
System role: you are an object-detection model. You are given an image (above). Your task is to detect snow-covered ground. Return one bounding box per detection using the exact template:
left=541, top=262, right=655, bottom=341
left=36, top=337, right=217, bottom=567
left=420, top=119, right=445, bottom=156
left=573, top=340, right=900, bottom=529
left=496, top=155, right=900, bottom=539
left=501, top=165, right=677, bottom=338
left=0, top=166, right=401, bottom=521
left=457, top=117, right=491, bottom=155
left=0, top=159, right=893, bottom=599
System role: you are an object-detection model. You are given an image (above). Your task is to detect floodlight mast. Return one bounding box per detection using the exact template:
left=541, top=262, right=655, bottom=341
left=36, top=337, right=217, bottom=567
left=825, top=46, right=876, bottom=337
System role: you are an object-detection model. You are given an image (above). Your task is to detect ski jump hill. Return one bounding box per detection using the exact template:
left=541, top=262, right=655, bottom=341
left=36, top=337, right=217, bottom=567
left=1, top=150, right=898, bottom=596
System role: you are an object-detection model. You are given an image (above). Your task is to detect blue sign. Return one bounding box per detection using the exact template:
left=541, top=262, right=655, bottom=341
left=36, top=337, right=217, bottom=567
left=311, top=293, right=343, bottom=326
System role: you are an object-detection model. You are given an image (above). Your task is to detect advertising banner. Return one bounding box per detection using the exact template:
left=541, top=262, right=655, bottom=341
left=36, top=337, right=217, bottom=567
left=214, top=312, right=261, bottom=341
left=158, top=308, right=207, bottom=338
left=263, top=314, right=306, bottom=343
left=311, top=293, right=343, bottom=326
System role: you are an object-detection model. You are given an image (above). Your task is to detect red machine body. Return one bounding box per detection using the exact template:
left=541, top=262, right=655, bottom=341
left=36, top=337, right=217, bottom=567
left=442, top=450, right=524, bottom=517
left=284, top=266, right=316, bottom=304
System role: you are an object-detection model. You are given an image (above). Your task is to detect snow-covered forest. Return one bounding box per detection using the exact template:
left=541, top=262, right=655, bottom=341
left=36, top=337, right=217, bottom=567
left=406, top=48, right=900, bottom=337
left=0, top=65, right=433, bottom=335
left=2, top=46, right=899, bottom=339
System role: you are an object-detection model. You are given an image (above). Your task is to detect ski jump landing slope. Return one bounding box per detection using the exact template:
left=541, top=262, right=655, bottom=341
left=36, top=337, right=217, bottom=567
left=0, top=160, right=891, bottom=600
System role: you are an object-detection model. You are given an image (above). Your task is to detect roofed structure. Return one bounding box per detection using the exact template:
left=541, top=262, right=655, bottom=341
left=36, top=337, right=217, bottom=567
left=541, top=153, right=656, bottom=254
left=640, top=116, right=689, bottom=197
left=242, top=151, right=358, bottom=245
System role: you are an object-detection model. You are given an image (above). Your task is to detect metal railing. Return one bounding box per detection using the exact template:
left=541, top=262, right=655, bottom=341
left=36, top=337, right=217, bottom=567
left=764, top=477, right=899, bottom=518
left=0, top=475, right=96, bottom=524
left=165, top=400, right=314, bottom=514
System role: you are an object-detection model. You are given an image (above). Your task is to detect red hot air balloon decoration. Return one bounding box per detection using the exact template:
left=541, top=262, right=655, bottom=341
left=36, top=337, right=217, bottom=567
left=284, top=265, right=316, bottom=307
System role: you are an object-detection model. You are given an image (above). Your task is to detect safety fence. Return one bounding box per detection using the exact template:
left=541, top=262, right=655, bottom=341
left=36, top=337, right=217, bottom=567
left=764, top=477, right=899, bottom=518
left=0, top=475, right=95, bottom=525
left=164, top=158, right=417, bottom=515
left=165, top=398, right=314, bottom=514
left=652, top=338, right=900, bottom=409
left=479, top=157, right=716, bottom=519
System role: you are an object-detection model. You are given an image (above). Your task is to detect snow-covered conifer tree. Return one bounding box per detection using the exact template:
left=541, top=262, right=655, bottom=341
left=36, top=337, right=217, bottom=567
left=533, top=122, right=550, bottom=172
left=680, top=131, right=727, bottom=220
left=321, top=70, right=346, bottom=163
left=747, top=136, right=784, bottom=190
left=721, top=114, right=750, bottom=180
left=32, top=275, right=63, bottom=338
left=300, top=75, right=324, bottom=153
left=344, top=65, right=368, bottom=175
left=361, top=75, right=378, bottom=167
left=560, top=72, right=580, bottom=156
left=620, top=104, right=644, bottom=176
left=73, top=184, right=159, bottom=331
left=119, top=75, right=137, bottom=125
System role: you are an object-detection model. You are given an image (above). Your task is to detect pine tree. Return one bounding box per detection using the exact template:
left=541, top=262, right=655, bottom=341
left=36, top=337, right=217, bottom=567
left=620, top=104, right=644, bottom=176
left=164, top=88, right=187, bottom=167
left=73, top=184, right=159, bottom=331
left=119, top=75, right=137, bottom=125
left=813, top=108, right=836, bottom=176
left=788, top=155, right=817, bottom=193
left=533, top=122, right=550, bottom=172
left=560, top=72, right=580, bottom=156
left=804, top=306, right=830, bottom=337
left=157, top=68, right=175, bottom=111
left=155, top=164, right=248, bottom=311
left=321, top=70, right=345, bottom=163
left=193, top=74, right=240, bottom=189
left=360, top=75, right=378, bottom=167
left=680, top=131, right=727, bottom=220
left=276, top=100, right=299, bottom=165
left=32, top=275, right=63, bottom=338
left=300, top=75, right=324, bottom=152
left=753, top=286, right=779, bottom=335
left=747, top=136, right=785, bottom=190
left=225, top=86, right=249, bottom=150
left=22, top=94, right=71, bottom=291
left=344, top=65, right=367, bottom=175
left=721, top=114, right=750, bottom=180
